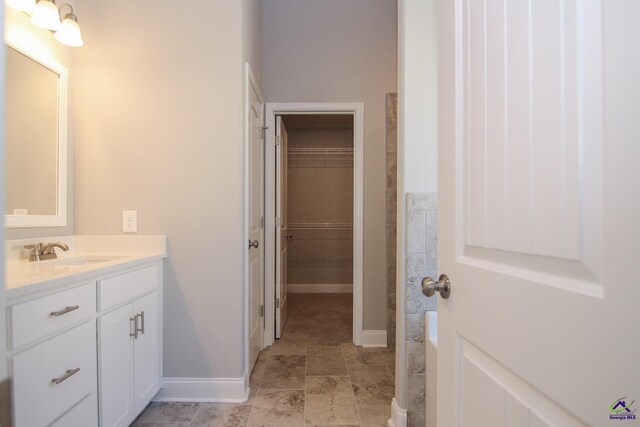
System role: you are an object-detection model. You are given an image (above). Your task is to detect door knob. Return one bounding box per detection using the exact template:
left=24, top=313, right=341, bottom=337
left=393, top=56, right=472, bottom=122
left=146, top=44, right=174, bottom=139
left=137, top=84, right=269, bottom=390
left=285, top=233, right=293, bottom=239
left=249, top=240, right=259, bottom=249
left=421, top=274, right=451, bottom=299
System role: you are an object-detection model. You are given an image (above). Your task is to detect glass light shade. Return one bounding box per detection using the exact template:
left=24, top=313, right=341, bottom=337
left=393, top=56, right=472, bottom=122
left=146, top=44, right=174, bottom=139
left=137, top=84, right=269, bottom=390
left=54, top=15, right=83, bottom=47
left=5, top=0, right=36, bottom=13
left=31, top=0, right=60, bottom=30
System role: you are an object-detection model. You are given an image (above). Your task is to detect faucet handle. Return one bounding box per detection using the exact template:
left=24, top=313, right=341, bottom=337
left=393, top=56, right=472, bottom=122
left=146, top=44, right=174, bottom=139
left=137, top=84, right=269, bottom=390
left=24, top=243, right=43, bottom=261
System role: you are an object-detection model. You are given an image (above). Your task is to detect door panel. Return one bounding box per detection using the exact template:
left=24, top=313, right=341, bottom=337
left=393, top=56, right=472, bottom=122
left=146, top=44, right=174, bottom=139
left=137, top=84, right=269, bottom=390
left=437, top=0, right=640, bottom=426
left=246, top=65, right=265, bottom=372
left=248, top=71, right=264, bottom=370
left=98, top=304, right=134, bottom=427
left=275, top=117, right=289, bottom=338
left=133, top=292, right=159, bottom=413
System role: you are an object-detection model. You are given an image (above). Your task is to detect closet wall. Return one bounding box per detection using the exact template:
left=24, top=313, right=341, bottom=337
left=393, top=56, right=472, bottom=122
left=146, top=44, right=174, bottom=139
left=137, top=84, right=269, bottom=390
left=285, top=116, right=354, bottom=291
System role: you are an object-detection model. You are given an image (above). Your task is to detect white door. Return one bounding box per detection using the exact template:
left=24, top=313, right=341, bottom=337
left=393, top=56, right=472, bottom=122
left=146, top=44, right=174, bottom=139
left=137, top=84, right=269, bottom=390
left=436, top=1, right=640, bottom=426
left=98, top=304, right=135, bottom=427
left=133, top=292, right=160, bottom=413
left=247, top=67, right=265, bottom=370
left=275, top=116, right=289, bottom=338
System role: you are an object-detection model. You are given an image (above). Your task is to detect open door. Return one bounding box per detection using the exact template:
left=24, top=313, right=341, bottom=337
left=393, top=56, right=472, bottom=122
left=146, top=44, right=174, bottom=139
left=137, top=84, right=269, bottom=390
left=247, top=65, right=264, bottom=371
left=435, top=1, right=640, bottom=426
left=275, top=117, right=289, bottom=338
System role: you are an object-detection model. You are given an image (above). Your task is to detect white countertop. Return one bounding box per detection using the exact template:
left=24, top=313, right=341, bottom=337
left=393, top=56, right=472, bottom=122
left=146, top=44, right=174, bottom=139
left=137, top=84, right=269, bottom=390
left=5, top=235, right=167, bottom=300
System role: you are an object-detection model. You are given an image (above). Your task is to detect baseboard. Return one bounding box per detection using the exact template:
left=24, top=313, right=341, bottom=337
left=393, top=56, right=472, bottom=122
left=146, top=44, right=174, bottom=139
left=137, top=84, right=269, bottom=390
left=288, top=283, right=353, bottom=293
left=388, top=398, right=407, bottom=427
left=153, top=372, right=249, bottom=403
left=361, top=330, right=388, bottom=347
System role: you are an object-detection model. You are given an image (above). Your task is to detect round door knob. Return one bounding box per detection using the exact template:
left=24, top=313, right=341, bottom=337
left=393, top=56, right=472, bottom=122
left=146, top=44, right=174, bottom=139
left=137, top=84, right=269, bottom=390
left=249, top=240, right=259, bottom=249
left=285, top=233, right=293, bottom=239
left=421, top=274, right=451, bottom=299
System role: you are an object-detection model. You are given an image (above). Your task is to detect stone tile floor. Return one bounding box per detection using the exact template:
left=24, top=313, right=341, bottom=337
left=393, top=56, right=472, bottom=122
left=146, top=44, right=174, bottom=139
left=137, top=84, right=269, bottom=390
left=132, top=293, right=395, bottom=426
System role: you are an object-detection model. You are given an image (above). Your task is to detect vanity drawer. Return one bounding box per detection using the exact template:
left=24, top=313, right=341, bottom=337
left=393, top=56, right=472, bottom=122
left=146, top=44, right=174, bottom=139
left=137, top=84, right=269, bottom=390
left=51, top=393, right=98, bottom=427
left=98, top=265, right=158, bottom=311
left=9, top=282, right=96, bottom=350
left=13, top=321, right=97, bottom=427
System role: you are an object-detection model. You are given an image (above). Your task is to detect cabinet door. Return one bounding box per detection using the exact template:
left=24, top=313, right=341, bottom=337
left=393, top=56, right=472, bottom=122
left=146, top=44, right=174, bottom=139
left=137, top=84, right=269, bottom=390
left=133, top=292, right=160, bottom=413
left=51, top=393, right=98, bottom=427
left=98, top=304, right=135, bottom=427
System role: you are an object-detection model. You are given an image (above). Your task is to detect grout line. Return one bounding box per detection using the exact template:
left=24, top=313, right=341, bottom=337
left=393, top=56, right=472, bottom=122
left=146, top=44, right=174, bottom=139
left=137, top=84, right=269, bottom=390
left=342, top=342, right=363, bottom=426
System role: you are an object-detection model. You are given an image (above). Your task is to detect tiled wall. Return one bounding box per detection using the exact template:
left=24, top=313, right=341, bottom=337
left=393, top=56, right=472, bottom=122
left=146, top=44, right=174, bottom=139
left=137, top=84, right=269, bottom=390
left=405, top=192, right=437, bottom=426
left=386, top=94, right=397, bottom=347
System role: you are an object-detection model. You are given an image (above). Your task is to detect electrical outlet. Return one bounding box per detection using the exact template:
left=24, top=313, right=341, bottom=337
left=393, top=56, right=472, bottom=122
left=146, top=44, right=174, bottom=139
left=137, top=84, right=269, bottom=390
left=122, top=210, right=138, bottom=233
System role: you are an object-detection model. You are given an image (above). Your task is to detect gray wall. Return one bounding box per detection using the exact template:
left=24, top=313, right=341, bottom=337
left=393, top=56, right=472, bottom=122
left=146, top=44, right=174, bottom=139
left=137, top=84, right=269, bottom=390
left=263, top=0, right=397, bottom=330
left=73, top=0, right=261, bottom=380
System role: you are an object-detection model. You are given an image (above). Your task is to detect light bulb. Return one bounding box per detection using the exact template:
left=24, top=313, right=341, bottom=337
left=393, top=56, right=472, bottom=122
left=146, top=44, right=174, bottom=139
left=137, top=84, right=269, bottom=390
left=5, top=0, right=37, bottom=13
left=31, top=0, right=60, bottom=31
left=54, top=13, right=83, bottom=47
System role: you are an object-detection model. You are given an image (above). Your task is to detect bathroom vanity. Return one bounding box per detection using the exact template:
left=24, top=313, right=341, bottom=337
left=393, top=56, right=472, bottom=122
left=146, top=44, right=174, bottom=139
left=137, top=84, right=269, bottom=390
left=5, top=236, right=166, bottom=427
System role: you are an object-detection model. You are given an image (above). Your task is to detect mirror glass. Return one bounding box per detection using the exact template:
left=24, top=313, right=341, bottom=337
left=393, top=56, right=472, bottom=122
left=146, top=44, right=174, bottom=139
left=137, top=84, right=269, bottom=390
left=4, top=43, right=67, bottom=227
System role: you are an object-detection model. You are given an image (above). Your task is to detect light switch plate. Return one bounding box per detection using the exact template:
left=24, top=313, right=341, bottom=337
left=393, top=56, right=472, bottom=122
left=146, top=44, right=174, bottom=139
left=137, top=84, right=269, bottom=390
left=122, top=210, right=137, bottom=233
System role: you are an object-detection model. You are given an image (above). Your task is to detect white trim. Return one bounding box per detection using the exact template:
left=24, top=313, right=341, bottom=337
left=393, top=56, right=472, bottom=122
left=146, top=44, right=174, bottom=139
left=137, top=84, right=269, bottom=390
left=264, top=102, right=365, bottom=347
left=388, top=398, right=408, bottom=427
left=153, top=374, right=249, bottom=403
left=4, top=38, right=68, bottom=228
left=361, top=330, right=388, bottom=348
left=288, top=283, right=353, bottom=294
left=243, top=63, right=265, bottom=381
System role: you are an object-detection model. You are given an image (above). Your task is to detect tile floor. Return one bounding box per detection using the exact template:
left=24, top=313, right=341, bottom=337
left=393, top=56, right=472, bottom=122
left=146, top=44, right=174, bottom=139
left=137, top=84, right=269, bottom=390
left=132, top=293, right=395, bottom=426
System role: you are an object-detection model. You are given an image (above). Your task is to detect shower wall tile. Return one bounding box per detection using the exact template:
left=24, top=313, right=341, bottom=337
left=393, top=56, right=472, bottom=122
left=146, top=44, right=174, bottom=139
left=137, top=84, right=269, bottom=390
left=387, top=191, right=397, bottom=224
left=405, top=192, right=437, bottom=425
left=386, top=93, right=397, bottom=120
left=386, top=153, right=398, bottom=188
left=386, top=93, right=397, bottom=348
left=408, top=374, right=427, bottom=427
left=387, top=117, right=397, bottom=153
left=407, top=341, right=426, bottom=375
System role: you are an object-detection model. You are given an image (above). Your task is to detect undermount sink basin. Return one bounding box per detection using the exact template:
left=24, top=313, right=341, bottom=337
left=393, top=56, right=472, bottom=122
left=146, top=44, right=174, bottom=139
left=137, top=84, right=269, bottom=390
left=48, top=256, right=125, bottom=266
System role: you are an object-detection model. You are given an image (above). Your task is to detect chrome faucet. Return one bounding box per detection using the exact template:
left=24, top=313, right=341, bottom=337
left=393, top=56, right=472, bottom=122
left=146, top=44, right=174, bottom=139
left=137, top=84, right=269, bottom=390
left=24, top=242, right=69, bottom=262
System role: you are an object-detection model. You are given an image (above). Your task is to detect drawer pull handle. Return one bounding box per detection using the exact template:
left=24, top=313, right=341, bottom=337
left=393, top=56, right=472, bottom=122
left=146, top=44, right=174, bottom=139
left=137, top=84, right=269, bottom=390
left=50, top=305, right=80, bottom=317
left=130, top=316, right=138, bottom=339
left=51, top=368, right=80, bottom=384
left=137, top=311, right=145, bottom=335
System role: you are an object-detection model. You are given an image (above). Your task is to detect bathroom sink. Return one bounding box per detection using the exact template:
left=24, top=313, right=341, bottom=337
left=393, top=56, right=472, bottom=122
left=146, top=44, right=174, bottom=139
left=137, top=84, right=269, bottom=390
left=48, top=256, right=125, bottom=266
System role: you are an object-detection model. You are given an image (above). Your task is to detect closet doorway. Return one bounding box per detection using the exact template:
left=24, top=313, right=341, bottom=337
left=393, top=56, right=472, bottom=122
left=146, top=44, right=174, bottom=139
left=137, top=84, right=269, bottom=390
left=264, top=103, right=364, bottom=347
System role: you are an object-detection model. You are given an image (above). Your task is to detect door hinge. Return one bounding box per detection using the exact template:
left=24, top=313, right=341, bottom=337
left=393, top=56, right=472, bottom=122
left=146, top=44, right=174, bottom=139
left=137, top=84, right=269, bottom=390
left=276, top=217, right=280, bottom=227
left=260, top=126, right=268, bottom=140
left=260, top=305, right=264, bottom=317
left=276, top=298, right=281, bottom=308
left=260, top=216, right=264, bottom=228
left=276, top=135, right=281, bottom=146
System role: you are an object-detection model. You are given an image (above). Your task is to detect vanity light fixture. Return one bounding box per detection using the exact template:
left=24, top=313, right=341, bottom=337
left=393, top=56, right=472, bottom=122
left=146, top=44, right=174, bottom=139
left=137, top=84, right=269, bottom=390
left=4, top=0, right=36, bottom=13
left=5, top=0, right=84, bottom=47
left=30, top=0, right=60, bottom=30
left=53, top=4, right=83, bottom=47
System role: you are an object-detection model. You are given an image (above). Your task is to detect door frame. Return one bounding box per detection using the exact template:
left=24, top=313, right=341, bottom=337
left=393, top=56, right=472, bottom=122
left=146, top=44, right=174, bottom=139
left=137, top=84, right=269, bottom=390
left=264, top=102, right=365, bottom=346
left=243, top=63, right=264, bottom=376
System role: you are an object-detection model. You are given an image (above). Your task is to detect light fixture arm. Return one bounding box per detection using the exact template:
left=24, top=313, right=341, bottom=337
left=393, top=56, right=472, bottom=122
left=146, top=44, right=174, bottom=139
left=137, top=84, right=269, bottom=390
left=57, top=3, right=76, bottom=20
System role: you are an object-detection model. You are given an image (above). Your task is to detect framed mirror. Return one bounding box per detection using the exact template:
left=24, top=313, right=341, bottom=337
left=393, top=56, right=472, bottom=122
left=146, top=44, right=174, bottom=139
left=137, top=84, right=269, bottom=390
left=4, top=40, right=68, bottom=228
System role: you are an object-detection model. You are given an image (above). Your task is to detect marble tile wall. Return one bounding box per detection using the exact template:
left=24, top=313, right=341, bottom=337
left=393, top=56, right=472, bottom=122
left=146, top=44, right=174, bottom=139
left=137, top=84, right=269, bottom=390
left=386, top=93, right=397, bottom=348
left=405, top=192, right=437, bottom=426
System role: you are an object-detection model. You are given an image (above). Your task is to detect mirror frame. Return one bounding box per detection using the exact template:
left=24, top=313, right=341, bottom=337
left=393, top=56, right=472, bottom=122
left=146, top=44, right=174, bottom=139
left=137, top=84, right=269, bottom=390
left=4, top=38, right=68, bottom=228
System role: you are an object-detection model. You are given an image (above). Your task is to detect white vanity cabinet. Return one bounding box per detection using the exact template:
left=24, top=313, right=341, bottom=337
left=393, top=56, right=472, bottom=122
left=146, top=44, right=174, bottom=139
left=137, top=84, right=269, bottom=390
left=97, top=265, right=161, bottom=427
left=7, top=259, right=163, bottom=427
left=8, top=282, right=98, bottom=427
